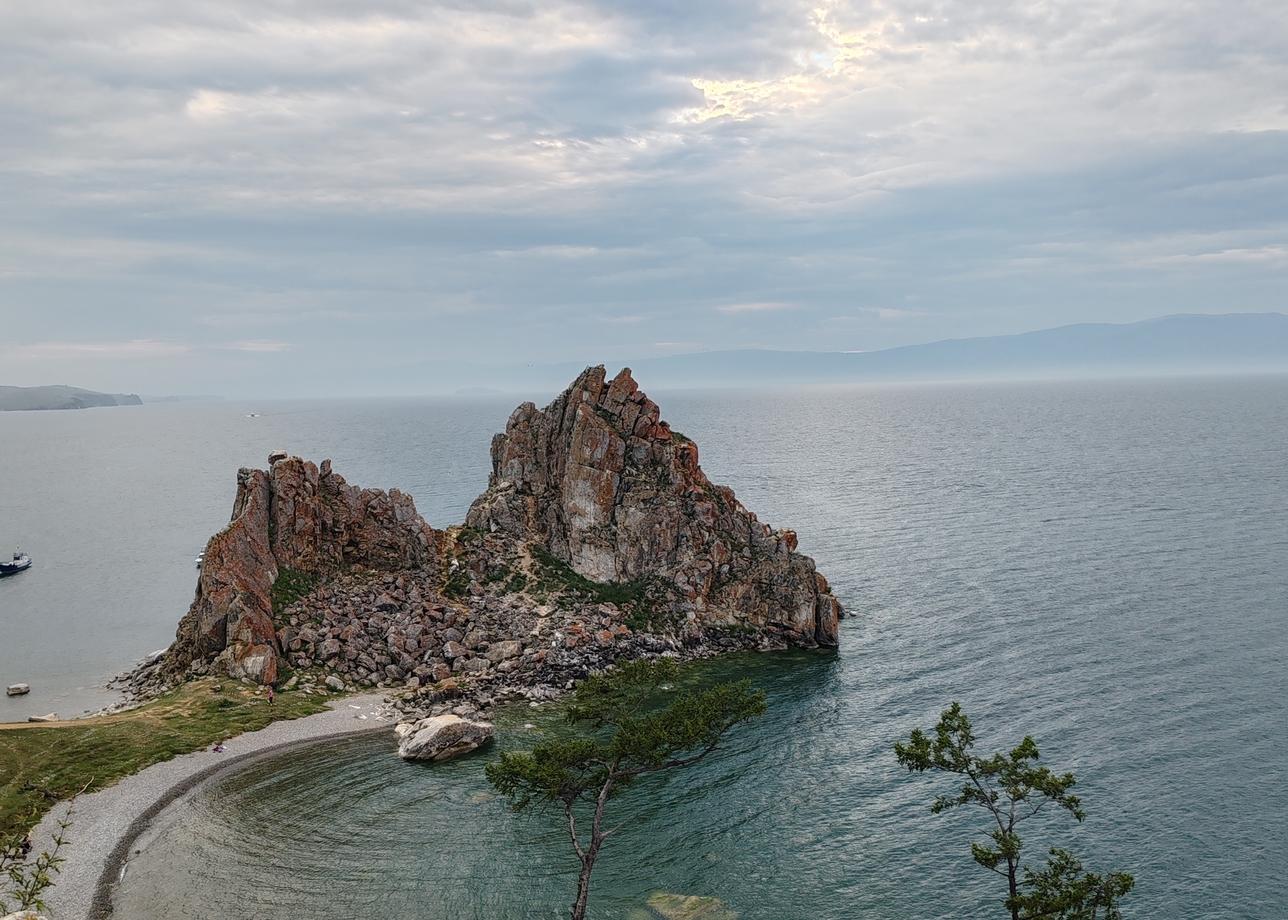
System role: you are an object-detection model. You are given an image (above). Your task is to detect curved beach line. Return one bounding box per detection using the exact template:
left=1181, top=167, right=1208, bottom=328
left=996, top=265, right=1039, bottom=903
left=30, top=694, right=391, bottom=920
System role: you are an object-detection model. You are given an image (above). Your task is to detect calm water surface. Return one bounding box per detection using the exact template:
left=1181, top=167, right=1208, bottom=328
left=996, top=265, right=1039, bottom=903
left=3, top=377, right=1286, bottom=918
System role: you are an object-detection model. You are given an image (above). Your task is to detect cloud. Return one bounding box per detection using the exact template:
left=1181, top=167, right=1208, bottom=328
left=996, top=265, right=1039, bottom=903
left=653, top=341, right=704, bottom=351
left=715, top=301, right=797, bottom=315
left=226, top=340, right=292, bottom=352
left=1150, top=245, right=1288, bottom=267
left=0, top=0, right=1285, bottom=394
left=4, top=340, right=193, bottom=360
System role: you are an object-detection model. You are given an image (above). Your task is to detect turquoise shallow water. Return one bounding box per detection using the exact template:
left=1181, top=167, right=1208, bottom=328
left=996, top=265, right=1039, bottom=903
left=3, top=376, right=1286, bottom=917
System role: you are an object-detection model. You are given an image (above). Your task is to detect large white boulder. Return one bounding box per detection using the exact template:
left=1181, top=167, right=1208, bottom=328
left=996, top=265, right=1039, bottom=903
left=396, top=714, right=493, bottom=761
left=645, top=893, right=738, bottom=919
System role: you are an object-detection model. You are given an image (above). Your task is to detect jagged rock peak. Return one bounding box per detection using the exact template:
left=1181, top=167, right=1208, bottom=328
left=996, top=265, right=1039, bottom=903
left=466, top=366, right=842, bottom=646
left=166, top=454, right=439, bottom=684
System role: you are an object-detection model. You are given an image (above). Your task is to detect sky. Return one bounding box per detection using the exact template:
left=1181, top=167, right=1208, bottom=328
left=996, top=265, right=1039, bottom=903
left=1, top=0, right=1286, bottom=396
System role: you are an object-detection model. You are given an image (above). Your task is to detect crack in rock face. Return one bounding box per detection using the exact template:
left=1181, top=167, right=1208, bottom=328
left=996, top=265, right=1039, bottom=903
left=158, top=367, right=843, bottom=689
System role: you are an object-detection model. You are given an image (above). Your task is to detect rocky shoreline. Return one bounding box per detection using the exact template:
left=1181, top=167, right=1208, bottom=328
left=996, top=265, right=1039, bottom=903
left=122, top=367, right=844, bottom=726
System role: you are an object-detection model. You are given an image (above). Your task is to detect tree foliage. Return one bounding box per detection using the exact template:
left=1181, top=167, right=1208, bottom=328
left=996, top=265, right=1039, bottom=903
left=486, top=658, right=766, bottom=920
left=895, top=703, right=1133, bottom=920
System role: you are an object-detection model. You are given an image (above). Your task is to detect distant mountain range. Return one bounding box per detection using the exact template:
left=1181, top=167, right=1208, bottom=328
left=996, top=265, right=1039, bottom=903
left=0, top=385, right=143, bottom=411
left=554, top=312, right=1288, bottom=390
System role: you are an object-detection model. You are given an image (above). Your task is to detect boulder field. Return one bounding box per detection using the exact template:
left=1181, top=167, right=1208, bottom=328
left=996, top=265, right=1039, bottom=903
left=138, top=367, right=844, bottom=718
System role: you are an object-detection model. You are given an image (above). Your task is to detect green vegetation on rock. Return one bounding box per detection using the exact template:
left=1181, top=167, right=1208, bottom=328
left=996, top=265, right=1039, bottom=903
left=528, top=546, right=680, bottom=633
left=443, top=565, right=471, bottom=598
left=530, top=546, right=649, bottom=606
left=271, top=567, right=319, bottom=615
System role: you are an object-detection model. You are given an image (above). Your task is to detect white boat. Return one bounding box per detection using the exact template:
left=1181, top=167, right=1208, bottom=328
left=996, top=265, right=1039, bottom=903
left=1, top=548, right=32, bottom=577
left=194, top=552, right=204, bottom=568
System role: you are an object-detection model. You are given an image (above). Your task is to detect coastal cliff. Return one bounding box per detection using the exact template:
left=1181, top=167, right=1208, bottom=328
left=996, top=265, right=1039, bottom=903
left=467, top=366, right=840, bottom=646
left=154, top=368, right=843, bottom=696
left=165, top=456, right=438, bottom=684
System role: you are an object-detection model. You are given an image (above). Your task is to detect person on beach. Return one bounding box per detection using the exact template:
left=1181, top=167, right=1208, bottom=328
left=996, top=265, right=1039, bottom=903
left=267, top=686, right=275, bottom=705
left=212, top=742, right=225, bottom=753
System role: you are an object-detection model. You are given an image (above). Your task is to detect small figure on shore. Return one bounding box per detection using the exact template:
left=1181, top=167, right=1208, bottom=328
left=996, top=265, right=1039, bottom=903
left=266, top=686, right=275, bottom=706
left=211, top=742, right=225, bottom=753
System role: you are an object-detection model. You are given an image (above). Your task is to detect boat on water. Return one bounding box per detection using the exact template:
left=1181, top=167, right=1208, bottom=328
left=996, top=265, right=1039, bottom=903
left=0, top=548, right=32, bottom=577
left=195, top=552, right=204, bottom=568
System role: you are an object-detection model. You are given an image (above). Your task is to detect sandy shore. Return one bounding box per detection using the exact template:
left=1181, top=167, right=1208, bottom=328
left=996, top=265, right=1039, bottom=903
left=29, top=693, right=391, bottom=920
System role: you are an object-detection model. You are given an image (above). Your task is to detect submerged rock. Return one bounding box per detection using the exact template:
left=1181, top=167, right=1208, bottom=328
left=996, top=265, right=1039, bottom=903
left=396, top=714, right=493, bottom=761
left=645, top=892, right=739, bottom=919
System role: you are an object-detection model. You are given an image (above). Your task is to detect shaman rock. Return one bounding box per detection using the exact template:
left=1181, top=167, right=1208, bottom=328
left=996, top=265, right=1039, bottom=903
left=165, top=454, right=440, bottom=684
left=466, top=366, right=842, bottom=646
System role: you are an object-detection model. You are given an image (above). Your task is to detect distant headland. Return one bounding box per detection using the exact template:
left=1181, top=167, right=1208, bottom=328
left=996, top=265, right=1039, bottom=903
left=0, top=385, right=142, bottom=411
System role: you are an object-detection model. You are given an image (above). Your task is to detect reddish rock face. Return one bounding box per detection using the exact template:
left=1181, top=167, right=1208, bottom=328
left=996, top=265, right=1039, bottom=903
left=466, top=366, right=843, bottom=647
left=166, top=456, right=440, bottom=683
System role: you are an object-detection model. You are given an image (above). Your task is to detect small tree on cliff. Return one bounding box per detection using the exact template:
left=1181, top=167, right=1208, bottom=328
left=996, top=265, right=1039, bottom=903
left=486, top=659, right=766, bottom=920
left=895, top=703, right=1134, bottom=920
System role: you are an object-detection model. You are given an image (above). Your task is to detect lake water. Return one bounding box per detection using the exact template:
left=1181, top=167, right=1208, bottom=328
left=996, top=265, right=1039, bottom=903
left=3, top=376, right=1286, bottom=918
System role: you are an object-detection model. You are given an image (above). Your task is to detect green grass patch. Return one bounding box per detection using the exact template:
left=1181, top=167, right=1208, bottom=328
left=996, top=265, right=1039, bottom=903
left=271, top=567, right=319, bottom=615
left=444, top=565, right=471, bottom=598
left=529, top=546, right=680, bottom=632
left=530, top=546, right=649, bottom=606
left=0, top=679, right=328, bottom=840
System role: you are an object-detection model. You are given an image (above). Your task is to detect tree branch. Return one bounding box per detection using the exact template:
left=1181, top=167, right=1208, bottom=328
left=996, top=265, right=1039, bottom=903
left=564, top=801, right=585, bottom=862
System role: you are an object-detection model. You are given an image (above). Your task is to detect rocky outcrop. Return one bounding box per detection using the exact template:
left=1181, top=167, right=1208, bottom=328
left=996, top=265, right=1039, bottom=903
left=395, top=714, right=493, bottom=761
left=466, top=366, right=841, bottom=646
left=165, top=455, right=439, bottom=685
left=146, top=367, right=843, bottom=693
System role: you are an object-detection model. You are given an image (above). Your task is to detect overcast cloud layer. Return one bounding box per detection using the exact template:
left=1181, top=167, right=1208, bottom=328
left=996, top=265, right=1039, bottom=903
left=2, top=0, right=1286, bottom=395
